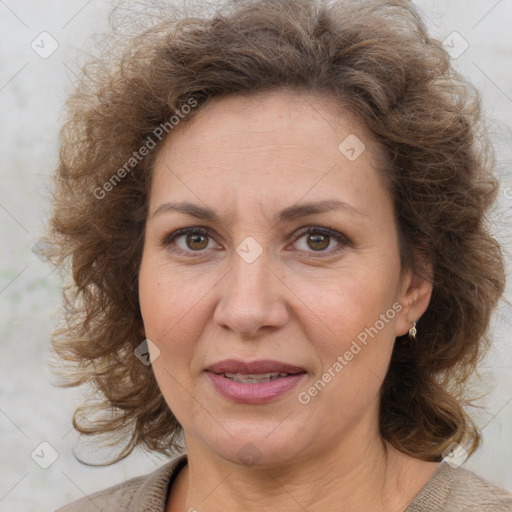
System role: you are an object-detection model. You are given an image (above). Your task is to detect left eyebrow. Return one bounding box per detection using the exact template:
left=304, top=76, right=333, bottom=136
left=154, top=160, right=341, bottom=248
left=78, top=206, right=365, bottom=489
left=276, top=199, right=367, bottom=222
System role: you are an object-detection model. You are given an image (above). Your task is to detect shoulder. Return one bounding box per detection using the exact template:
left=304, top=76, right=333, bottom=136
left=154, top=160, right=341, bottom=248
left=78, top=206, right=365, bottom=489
left=445, top=465, right=512, bottom=511
left=56, top=453, right=188, bottom=512
left=407, top=461, right=512, bottom=512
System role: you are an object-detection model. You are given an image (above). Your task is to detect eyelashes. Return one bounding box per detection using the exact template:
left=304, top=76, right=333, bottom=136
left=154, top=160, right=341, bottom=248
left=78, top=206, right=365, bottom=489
left=160, top=225, right=352, bottom=258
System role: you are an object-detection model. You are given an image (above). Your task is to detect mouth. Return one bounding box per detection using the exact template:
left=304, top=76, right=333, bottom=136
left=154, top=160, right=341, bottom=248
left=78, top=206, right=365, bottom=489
left=205, top=358, right=306, bottom=376
left=220, top=371, right=299, bottom=383
left=204, top=360, right=307, bottom=403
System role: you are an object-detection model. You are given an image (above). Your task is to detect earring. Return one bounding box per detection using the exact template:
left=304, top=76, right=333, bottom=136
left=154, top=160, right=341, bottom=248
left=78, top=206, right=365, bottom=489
left=408, top=321, right=417, bottom=340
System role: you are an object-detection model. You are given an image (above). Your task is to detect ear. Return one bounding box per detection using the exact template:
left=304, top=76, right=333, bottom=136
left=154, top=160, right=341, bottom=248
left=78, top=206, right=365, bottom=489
left=394, top=259, right=433, bottom=338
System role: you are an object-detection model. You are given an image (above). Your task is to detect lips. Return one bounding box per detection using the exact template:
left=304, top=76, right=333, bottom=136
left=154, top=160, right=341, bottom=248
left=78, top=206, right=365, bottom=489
left=204, top=359, right=307, bottom=403
left=205, top=359, right=306, bottom=376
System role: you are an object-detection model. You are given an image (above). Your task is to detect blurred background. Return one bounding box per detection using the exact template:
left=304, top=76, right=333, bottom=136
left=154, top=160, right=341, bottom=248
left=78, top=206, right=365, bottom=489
left=0, top=1, right=511, bottom=510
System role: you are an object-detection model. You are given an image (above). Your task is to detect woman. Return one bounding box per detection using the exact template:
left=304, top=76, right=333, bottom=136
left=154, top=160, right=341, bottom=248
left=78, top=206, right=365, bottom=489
left=45, top=0, right=512, bottom=510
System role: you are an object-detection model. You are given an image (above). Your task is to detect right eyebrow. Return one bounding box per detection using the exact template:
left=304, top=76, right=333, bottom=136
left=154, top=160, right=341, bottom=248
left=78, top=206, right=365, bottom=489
left=151, top=201, right=221, bottom=222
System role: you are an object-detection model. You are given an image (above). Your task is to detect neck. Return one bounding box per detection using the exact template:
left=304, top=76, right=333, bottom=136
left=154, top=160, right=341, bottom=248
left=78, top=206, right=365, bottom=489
left=170, top=424, right=434, bottom=511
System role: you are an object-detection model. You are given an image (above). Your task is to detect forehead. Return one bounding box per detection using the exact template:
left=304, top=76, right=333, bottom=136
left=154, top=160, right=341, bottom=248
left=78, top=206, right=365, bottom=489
left=158, top=90, right=374, bottom=158
left=149, top=91, right=391, bottom=219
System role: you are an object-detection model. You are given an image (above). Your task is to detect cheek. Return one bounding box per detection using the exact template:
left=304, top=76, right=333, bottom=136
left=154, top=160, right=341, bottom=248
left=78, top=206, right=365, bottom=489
left=293, top=266, right=399, bottom=392
left=138, top=256, right=206, bottom=417
left=296, top=266, right=396, bottom=340
left=138, top=254, right=213, bottom=343
left=138, top=258, right=222, bottom=413
left=299, top=288, right=397, bottom=423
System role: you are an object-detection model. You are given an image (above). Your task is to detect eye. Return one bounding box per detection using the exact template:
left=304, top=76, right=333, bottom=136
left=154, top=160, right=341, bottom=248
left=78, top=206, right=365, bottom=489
left=160, top=225, right=351, bottom=258
left=161, top=227, right=219, bottom=255
left=290, top=226, right=351, bottom=257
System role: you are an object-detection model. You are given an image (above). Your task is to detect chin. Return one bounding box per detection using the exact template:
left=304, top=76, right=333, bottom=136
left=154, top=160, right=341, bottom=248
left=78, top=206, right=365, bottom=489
left=197, top=421, right=313, bottom=469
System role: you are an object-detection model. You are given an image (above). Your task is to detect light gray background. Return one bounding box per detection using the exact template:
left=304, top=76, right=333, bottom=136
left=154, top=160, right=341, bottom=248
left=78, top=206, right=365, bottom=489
left=0, top=1, right=511, bottom=510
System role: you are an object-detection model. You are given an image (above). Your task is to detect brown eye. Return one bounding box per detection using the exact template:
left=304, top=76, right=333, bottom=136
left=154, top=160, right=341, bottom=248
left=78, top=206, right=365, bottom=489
left=306, top=233, right=330, bottom=251
left=184, top=232, right=209, bottom=250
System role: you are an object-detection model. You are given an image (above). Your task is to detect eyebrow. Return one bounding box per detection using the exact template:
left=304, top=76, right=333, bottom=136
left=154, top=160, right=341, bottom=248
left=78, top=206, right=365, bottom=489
left=150, top=199, right=366, bottom=223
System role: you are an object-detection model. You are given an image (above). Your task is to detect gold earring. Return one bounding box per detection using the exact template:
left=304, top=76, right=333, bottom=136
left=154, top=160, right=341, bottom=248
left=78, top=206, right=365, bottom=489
left=408, top=321, right=417, bottom=339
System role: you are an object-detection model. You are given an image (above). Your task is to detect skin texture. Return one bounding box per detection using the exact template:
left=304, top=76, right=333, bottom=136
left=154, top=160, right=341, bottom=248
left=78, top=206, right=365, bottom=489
left=138, top=91, right=438, bottom=512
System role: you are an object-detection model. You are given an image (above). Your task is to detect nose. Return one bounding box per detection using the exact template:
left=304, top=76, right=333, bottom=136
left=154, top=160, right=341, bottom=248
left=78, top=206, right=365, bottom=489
left=212, top=248, right=289, bottom=338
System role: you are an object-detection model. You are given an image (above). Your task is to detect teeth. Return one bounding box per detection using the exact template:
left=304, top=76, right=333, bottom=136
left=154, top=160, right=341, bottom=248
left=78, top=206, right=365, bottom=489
left=223, top=372, right=289, bottom=383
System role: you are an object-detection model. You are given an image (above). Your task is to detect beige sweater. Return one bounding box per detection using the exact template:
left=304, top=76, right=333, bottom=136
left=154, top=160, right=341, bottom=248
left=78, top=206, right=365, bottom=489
left=57, top=453, right=512, bottom=511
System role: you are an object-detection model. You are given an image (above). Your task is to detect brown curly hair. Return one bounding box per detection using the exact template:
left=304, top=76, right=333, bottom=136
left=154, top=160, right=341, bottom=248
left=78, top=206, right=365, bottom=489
left=43, top=0, right=506, bottom=465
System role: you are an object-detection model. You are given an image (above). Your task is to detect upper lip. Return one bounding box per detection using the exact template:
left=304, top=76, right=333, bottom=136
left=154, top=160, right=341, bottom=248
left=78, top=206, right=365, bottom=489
left=205, top=359, right=306, bottom=375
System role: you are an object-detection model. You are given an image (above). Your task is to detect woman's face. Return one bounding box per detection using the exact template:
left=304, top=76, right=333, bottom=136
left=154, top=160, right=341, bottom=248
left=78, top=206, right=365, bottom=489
left=138, top=91, right=431, bottom=467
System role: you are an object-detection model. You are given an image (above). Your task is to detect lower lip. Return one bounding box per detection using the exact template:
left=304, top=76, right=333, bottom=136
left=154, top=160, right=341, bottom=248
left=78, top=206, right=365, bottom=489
left=206, top=371, right=306, bottom=404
